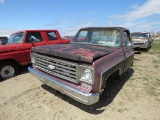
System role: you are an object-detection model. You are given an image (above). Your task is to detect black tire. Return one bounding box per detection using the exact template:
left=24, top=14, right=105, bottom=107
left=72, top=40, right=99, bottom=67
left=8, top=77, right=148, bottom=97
left=100, top=86, right=112, bottom=99
left=0, top=62, right=18, bottom=80
left=100, top=75, right=120, bottom=100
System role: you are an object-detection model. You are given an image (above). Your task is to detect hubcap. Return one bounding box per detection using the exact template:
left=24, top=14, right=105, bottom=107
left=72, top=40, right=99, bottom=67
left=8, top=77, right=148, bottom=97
left=1, top=66, right=15, bottom=78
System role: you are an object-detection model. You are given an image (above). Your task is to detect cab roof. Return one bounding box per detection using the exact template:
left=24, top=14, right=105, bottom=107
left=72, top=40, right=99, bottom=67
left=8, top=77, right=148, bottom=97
left=12, top=29, right=58, bottom=34
left=80, top=27, right=129, bottom=31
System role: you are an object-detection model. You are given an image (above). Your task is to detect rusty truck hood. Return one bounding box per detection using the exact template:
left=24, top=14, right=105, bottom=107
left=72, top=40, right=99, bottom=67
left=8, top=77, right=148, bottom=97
left=32, top=43, right=114, bottom=63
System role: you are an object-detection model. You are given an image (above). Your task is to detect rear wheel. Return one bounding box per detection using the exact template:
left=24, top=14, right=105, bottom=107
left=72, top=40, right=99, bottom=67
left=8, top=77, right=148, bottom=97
left=0, top=62, right=18, bottom=80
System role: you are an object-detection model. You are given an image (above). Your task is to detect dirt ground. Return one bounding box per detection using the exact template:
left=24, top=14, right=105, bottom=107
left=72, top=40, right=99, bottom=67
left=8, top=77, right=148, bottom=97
left=0, top=42, right=160, bottom=120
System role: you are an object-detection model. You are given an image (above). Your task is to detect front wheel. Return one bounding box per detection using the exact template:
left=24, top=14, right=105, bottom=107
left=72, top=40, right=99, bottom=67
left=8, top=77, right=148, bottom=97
left=0, top=62, right=18, bottom=80
left=100, top=86, right=113, bottom=99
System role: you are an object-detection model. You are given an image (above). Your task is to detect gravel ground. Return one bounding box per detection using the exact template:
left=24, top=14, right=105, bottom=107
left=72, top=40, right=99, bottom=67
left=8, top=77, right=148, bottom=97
left=0, top=43, right=160, bottom=120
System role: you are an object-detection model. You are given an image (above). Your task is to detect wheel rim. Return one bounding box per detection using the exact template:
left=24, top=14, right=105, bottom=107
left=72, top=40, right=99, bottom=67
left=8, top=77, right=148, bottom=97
left=1, top=66, right=15, bottom=78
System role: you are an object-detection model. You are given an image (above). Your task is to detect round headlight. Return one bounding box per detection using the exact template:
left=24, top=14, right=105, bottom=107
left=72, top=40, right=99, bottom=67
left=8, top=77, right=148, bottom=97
left=83, top=69, right=92, bottom=79
left=31, top=54, right=35, bottom=64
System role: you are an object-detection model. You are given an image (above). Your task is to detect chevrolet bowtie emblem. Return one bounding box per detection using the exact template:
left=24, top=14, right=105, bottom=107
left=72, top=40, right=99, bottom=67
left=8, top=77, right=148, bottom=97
left=48, top=65, right=56, bottom=70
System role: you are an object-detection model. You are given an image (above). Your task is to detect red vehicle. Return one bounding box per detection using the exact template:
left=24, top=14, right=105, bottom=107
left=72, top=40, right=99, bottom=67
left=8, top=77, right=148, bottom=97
left=0, top=30, right=70, bottom=80
left=29, top=27, right=134, bottom=105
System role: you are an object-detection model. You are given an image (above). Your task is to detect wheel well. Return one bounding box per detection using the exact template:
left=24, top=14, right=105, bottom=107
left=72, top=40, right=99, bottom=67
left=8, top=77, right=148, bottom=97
left=101, top=69, right=120, bottom=91
left=107, top=69, right=120, bottom=81
left=0, top=59, right=20, bottom=67
left=100, top=69, right=120, bottom=97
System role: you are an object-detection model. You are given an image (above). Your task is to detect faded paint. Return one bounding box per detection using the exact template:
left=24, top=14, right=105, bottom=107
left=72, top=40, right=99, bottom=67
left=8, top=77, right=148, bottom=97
left=92, top=48, right=126, bottom=93
left=29, top=27, right=135, bottom=105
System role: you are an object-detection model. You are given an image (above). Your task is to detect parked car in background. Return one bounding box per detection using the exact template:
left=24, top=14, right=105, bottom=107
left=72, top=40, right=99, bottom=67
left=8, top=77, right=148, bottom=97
left=0, top=30, right=70, bottom=80
left=0, top=36, right=9, bottom=45
left=29, top=27, right=134, bottom=105
left=143, top=32, right=154, bottom=44
left=131, top=32, right=152, bottom=50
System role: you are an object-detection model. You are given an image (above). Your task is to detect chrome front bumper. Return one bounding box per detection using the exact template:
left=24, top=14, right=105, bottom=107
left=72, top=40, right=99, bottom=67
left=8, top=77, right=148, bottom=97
left=133, top=44, right=148, bottom=48
left=133, top=41, right=149, bottom=48
left=28, top=67, right=99, bottom=105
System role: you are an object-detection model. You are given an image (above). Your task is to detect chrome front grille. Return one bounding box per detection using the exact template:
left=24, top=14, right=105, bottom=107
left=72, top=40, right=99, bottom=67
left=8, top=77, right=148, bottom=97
left=33, top=53, right=78, bottom=83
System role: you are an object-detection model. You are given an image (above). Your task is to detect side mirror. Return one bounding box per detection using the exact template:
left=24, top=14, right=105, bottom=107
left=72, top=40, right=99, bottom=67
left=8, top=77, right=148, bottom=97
left=29, top=37, right=35, bottom=47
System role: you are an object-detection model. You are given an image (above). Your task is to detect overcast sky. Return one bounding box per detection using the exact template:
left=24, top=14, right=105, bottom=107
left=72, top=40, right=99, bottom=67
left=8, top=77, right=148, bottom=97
left=0, top=0, right=160, bottom=36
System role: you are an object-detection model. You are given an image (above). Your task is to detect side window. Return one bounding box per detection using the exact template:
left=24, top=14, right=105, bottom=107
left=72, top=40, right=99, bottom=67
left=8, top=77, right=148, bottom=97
left=76, top=31, right=88, bottom=42
left=124, top=31, right=131, bottom=47
left=26, top=32, right=43, bottom=43
left=47, top=32, right=58, bottom=40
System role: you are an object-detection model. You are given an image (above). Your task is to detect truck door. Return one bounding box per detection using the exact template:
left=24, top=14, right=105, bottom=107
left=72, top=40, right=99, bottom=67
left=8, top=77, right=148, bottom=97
left=8, top=32, right=28, bottom=65
left=24, top=31, right=47, bottom=62
left=123, top=31, right=134, bottom=71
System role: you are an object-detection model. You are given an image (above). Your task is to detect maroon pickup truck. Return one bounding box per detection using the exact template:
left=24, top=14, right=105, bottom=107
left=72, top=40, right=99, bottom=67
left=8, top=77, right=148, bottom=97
left=0, top=30, right=70, bottom=80
left=28, top=27, right=134, bottom=105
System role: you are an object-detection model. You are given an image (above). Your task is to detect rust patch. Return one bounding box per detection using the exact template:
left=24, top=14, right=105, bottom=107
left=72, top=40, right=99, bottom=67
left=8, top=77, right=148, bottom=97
left=32, top=43, right=113, bottom=63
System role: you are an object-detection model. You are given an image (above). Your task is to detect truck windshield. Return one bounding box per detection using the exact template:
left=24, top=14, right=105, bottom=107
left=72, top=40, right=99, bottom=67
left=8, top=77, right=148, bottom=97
left=8, top=32, right=25, bottom=44
left=131, top=33, right=147, bottom=38
left=72, top=29, right=121, bottom=47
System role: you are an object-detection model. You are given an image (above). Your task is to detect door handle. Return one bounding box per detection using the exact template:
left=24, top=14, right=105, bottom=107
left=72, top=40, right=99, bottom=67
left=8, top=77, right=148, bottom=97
left=119, top=54, right=123, bottom=56
left=43, top=44, right=46, bottom=45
